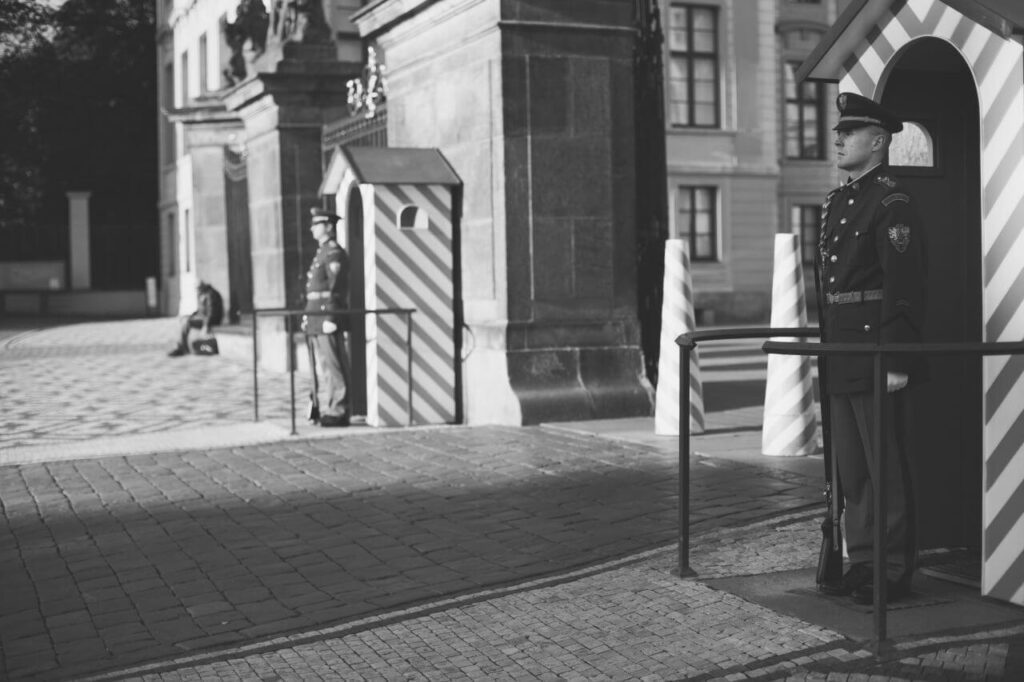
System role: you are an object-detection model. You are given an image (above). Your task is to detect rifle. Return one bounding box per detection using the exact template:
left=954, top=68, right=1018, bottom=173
left=305, top=334, right=321, bottom=424
left=814, top=257, right=844, bottom=591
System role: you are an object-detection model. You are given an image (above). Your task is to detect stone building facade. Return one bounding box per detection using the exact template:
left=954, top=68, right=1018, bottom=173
left=156, top=0, right=847, bottom=424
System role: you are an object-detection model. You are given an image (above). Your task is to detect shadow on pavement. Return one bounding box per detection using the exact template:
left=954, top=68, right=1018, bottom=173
left=0, top=427, right=819, bottom=680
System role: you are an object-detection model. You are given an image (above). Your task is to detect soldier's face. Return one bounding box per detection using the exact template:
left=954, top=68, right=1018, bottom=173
left=310, top=221, right=328, bottom=242
left=834, top=126, right=884, bottom=174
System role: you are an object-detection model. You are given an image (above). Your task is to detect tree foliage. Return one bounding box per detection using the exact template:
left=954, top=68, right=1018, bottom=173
left=0, top=0, right=157, bottom=267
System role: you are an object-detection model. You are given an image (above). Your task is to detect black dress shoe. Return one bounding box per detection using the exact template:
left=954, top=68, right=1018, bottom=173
left=852, top=578, right=911, bottom=605
left=168, top=346, right=187, bottom=357
left=820, top=563, right=872, bottom=596
left=319, top=415, right=350, bottom=427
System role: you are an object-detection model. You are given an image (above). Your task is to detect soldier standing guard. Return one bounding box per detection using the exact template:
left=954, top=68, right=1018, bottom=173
left=815, top=93, right=928, bottom=604
left=303, top=208, right=351, bottom=427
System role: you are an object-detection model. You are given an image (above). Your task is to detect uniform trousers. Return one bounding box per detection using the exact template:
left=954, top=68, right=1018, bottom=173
left=830, top=390, right=916, bottom=584
left=312, top=331, right=350, bottom=418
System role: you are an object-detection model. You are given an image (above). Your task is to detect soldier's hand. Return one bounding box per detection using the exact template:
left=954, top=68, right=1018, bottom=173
left=322, top=320, right=337, bottom=334
left=886, top=371, right=909, bottom=393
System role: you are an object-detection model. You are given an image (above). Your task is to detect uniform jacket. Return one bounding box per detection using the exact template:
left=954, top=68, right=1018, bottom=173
left=815, top=164, right=927, bottom=394
left=304, top=239, right=350, bottom=335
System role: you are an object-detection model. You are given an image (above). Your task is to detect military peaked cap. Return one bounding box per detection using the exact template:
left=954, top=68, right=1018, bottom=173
left=310, top=207, right=341, bottom=226
left=833, top=92, right=903, bottom=134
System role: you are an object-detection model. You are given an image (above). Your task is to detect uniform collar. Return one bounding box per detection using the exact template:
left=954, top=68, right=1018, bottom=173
left=836, top=163, right=885, bottom=194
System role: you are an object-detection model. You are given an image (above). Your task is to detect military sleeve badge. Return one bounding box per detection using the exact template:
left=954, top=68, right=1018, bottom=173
left=888, top=224, right=911, bottom=253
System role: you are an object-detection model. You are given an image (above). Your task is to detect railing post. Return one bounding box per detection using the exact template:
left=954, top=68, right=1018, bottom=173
left=287, top=313, right=297, bottom=436
left=677, top=337, right=696, bottom=577
left=252, top=312, right=259, bottom=422
left=406, top=311, right=414, bottom=427
left=872, top=349, right=888, bottom=649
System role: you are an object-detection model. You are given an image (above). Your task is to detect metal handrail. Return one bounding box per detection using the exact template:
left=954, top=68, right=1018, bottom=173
left=675, top=327, right=1024, bottom=650
left=763, top=337, right=1024, bottom=648
left=674, top=327, right=820, bottom=579
left=251, top=307, right=416, bottom=433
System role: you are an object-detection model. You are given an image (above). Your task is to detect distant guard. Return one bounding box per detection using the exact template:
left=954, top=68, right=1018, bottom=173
left=302, top=208, right=351, bottom=427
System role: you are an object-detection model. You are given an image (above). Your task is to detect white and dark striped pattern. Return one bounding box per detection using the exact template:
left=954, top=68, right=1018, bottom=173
left=762, top=234, right=817, bottom=457
left=368, top=183, right=457, bottom=427
left=655, top=239, right=704, bottom=435
left=838, top=0, right=1024, bottom=605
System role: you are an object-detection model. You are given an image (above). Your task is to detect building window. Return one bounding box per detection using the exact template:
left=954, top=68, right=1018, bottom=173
left=668, top=4, right=720, bottom=128
left=784, top=62, right=825, bottom=159
left=179, top=49, right=190, bottom=105
left=678, top=186, right=718, bottom=261
left=790, top=204, right=820, bottom=265
left=162, top=61, right=176, bottom=161
left=199, top=33, right=209, bottom=94
left=890, top=121, right=935, bottom=167
left=183, top=208, right=192, bottom=273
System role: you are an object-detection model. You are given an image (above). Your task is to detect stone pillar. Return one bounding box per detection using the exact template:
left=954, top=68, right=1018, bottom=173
left=66, top=191, right=92, bottom=290
left=179, top=112, right=243, bottom=312
left=355, top=0, right=653, bottom=424
left=223, top=61, right=351, bottom=313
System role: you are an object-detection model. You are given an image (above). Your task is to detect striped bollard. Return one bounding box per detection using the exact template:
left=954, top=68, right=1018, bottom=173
left=655, top=239, right=704, bottom=435
left=762, top=233, right=817, bottom=456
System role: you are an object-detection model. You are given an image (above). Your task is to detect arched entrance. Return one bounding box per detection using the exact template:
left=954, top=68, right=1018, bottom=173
left=880, top=39, right=983, bottom=556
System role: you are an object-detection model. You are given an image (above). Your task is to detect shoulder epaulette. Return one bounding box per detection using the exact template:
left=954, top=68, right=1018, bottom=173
left=882, top=192, right=910, bottom=206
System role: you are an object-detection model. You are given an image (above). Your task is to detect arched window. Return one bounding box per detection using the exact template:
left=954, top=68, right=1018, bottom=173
left=890, top=121, right=934, bottom=167
left=399, top=205, right=427, bottom=230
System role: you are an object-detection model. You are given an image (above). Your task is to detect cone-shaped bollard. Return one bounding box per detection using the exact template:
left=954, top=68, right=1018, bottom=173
left=655, top=239, right=704, bottom=435
left=762, top=233, right=817, bottom=456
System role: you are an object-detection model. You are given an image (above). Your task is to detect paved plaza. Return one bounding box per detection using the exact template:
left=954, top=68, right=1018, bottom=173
left=1, top=317, right=1022, bottom=680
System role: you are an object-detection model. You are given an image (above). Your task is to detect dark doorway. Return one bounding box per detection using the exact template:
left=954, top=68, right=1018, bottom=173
left=346, top=187, right=368, bottom=418
left=224, top=146, right=254, bottom=323
left=881, top=39, right=983, bottom=551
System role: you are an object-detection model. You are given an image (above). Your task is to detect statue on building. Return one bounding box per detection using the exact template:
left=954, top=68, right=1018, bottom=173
left=270, top=0, right=331, bottom=44
left=223, top=0, right=270, bottom=86
left=347, top=47, right=387, bottom=119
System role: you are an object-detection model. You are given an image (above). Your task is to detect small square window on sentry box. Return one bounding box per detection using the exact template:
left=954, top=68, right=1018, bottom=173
left=399, top=205, right=428, bottom=230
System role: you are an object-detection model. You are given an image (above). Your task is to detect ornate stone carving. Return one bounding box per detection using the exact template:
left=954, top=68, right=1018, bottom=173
left=270, top=0, right=331, bottom=44
left=223, top=0, right=270, bottom=86
left=346, top=47, right=387, bottom=119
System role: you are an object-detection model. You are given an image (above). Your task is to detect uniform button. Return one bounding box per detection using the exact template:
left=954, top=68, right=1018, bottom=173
left=854, top=231, right=860, bottom=237
left=863, top=324, right=871, bottom=333
left=830, top=255, right=838, bottom=263
left=829, top=276, right=835, bottom=283
left=840, top=218, right=847, bottom=224
left=833, top=236, right=839, bottom=242
left=848, top=198, right=854, bottom=205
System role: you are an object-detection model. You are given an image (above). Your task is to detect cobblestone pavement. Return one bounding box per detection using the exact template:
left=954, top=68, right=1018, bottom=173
left=0, top=318, right=299, bottom=452
left=2, top=318, right=1022, bottom=681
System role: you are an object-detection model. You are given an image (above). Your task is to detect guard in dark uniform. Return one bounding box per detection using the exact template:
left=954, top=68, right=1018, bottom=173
left=816, top=93, right=927, bottom=604
left=303, top=208, right=351, bottom=427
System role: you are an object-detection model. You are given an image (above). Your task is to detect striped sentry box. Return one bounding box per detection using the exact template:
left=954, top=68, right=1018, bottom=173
left=838, top=0, right=1024, bottom=605
left=655, top=239, right=704, bottom=435
left=762, top=234, right=816, bottom=457
left=366, top=183, right=457, bottom=427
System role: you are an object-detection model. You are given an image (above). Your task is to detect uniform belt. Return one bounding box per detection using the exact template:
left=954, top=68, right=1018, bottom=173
left=826, top=289, right=883, bottom=305
left=306, top=291, right=340, bottom=301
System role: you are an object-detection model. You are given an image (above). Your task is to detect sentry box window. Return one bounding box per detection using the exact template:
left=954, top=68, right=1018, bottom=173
left=399, top=205, right=428, bottom=230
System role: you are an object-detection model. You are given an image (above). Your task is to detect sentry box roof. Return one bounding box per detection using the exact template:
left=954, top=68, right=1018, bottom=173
left=320, top=147, right=461, bottom=195
left=797, top=0, right=1024, bottom=83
